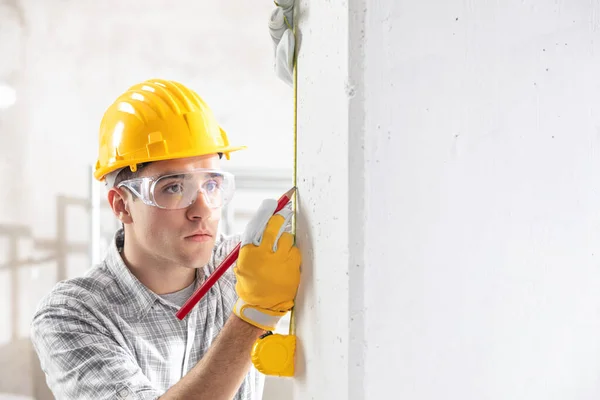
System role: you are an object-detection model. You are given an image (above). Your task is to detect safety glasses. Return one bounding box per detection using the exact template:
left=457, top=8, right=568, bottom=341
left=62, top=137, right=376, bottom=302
left=116, top=168, right=235, bottom=210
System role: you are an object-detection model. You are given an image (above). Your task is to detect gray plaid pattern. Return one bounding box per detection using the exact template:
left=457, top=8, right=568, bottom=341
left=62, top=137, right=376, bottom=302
left=31, top=229, right=264, bottom=400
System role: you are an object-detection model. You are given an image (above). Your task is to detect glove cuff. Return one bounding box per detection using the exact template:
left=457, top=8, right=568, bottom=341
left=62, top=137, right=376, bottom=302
left=233, top=299, right=287, bottom=331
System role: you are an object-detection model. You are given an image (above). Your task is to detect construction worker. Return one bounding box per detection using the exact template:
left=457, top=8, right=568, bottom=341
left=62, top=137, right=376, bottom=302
left=30, top=79, right=301, bottom=400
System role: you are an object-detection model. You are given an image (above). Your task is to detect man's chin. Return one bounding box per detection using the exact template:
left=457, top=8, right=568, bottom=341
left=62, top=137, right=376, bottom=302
left=179, top=241, right=215, bottom=267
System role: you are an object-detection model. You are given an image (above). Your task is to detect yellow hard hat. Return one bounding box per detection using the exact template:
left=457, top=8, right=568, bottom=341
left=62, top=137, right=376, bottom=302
left=94, top=78, right=245, bottom=182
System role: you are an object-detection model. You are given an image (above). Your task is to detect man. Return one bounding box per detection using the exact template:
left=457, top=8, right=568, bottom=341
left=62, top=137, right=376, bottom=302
left=30, top=79, right=301, bottom=400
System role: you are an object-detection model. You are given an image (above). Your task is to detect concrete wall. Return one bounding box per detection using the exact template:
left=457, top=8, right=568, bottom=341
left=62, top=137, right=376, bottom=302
left=295, top=0, right=600, bottom=398
left=292, top=0, right=362, bottom=399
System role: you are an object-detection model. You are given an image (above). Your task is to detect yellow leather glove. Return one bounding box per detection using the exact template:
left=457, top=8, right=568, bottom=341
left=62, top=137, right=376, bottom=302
left=233, top=199, right=301, bottom=331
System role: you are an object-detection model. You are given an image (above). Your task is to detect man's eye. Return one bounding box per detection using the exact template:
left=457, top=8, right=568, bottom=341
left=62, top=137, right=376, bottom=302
left=164, top=183, right=184, bottom=194
left=204, top=180, right=219, bottom=192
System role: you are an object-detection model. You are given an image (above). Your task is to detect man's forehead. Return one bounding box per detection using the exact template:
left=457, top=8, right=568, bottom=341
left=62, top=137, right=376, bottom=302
left=141, top=155, right=221, bottom=176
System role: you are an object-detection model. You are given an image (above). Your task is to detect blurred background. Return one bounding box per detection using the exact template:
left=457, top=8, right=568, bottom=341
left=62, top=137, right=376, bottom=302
left=0, top=0, right=293, bottom=398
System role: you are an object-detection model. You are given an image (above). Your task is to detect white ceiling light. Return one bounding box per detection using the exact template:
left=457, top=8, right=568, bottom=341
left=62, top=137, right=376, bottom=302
left=0, top=82, right=16, bottom=109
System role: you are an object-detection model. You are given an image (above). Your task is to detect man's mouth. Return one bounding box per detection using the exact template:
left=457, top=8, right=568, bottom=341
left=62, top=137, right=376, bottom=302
left=185, top=231, right=213, bottom=242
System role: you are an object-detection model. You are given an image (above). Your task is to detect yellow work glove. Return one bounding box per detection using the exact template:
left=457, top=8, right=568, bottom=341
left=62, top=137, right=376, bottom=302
left=232, top=199, right=301, bottom=331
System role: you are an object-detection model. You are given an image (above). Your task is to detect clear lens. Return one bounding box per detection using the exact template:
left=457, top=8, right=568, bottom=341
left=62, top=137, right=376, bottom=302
left=151, top=170, right=234, bottom=209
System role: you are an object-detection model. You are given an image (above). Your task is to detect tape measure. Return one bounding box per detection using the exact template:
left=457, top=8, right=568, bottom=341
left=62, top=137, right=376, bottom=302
left=250, top=1, right=299, bottom=377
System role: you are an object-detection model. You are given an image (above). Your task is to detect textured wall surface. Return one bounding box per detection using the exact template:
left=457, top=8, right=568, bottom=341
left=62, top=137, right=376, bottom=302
left=295, top=0, right=600, bottom=398
left=293, top=0, right=365, bottom=399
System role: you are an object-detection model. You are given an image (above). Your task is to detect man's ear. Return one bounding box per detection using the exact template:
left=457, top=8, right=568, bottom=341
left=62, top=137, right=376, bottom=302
left=107, top=188, right=134, bottom=224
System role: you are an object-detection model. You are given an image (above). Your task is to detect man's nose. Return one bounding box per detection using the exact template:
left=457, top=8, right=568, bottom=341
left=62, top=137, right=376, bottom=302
left=186, top=190, right=212, bottom=220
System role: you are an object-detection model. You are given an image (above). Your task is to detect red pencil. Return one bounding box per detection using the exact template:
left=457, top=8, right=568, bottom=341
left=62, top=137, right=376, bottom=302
left=175, top=186, right=297, bottom=320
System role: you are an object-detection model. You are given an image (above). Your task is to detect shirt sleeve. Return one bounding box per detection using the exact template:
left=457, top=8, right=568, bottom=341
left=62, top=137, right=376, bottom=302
left=31, top=300, right=162, bottom=400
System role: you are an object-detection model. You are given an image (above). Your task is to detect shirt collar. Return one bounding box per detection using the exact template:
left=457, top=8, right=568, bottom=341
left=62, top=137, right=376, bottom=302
left=104, top=229, right=214, bottom=320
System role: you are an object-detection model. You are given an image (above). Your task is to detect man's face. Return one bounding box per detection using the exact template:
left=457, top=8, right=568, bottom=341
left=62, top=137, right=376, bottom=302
left=118, top=154, right=223, bottom=269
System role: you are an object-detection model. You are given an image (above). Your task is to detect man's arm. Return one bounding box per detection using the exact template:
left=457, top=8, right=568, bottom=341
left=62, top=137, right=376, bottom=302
left=31, top=302, right=163, bottom=400
left=160, top=314, right=263, bottom=400
left=32, top=302, right=264, bottom=400
left=162, top=199, right=302, bottom=399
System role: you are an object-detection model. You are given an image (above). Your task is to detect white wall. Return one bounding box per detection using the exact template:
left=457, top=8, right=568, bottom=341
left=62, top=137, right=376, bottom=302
left=295, top=0, right=600, bottom=399
left=293, top=0, right=362, bottom=398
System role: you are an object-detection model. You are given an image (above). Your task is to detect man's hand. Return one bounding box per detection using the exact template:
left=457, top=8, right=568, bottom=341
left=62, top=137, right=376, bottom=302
left=233, top=199, right=301, bottom=331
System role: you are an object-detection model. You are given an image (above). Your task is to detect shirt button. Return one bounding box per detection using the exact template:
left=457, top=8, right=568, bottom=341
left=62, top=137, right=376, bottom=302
left=116, top=386, right=131, bottom=399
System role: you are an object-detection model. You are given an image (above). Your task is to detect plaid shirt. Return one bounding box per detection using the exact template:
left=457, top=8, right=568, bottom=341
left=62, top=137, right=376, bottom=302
left=31, top=229, right=264, bottom=400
